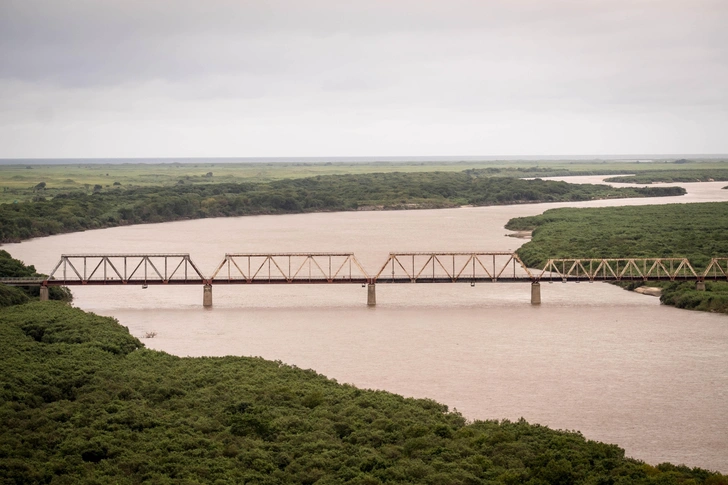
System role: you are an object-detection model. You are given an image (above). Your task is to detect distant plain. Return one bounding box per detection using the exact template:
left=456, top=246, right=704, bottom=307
left=1, top=158, right=727, bottom=205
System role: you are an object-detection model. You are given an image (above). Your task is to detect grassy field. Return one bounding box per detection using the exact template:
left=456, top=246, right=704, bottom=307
left=1, top=157, right=727, bottom=204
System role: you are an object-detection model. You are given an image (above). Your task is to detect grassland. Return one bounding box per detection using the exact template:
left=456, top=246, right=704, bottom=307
left=1, top=157, right=726, bottom=204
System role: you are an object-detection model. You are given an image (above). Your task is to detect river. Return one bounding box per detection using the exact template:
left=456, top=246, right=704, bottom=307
left=5, top=177, right=728, bottom=472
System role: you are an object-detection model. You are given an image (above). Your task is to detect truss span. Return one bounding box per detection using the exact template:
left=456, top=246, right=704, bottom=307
left=703, top=258, right=728, bottom=280
left=11, top=253, right=728, bottom=291
left=537, top=258, right=703, bottom=282
left=210, top=253, right=369, bottom=284
left=374, top=252, right=534, bottom=283
left=46, top=254, right=206, bottom=285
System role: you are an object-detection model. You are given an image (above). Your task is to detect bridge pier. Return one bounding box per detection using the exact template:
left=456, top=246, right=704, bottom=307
left=696, top=281, right=706, bottom=291
left=531, top=282, right=541, bottom=305
left=367, top=283, right=376, bottom=306
left=39, top=286, right=49, bottom=301
left=203, top=284, right=213, bottom=307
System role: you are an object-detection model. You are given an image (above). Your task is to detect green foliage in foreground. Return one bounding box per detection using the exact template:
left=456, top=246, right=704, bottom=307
left=0, top=172, right=684, bottom=243
left=604, top=169, right=728, bottom=184
left=505, top=202, right=728, bottom=314
left=0, top=250, right=72, bottom=307
left=1, top=303, right=724, bottom=484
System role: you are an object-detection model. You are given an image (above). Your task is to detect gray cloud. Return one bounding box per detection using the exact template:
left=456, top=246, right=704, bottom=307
left=0, top=0, right=726, bottom=157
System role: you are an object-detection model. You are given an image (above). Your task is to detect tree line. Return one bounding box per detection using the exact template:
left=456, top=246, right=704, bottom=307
left=0, top=171, right=685, bottom=243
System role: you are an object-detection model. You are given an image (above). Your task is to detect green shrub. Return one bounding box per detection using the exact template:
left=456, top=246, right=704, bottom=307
left=0, top=303, right=723, bottom=483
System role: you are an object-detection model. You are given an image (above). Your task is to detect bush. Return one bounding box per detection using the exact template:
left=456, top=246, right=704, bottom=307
left=1, top=303, right=722, bottom=483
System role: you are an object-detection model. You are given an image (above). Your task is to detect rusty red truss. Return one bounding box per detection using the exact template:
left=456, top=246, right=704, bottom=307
left=210, top=253, right=370, bottom=284
left=537, top=258, right=702, bottom=282
left=46, top=254, right=206, bottom=285
left=373, top=252, right=535, bottom=283
left=703, top=258, right=728, bottom=280
left=3, top=253, right=727, bottom=291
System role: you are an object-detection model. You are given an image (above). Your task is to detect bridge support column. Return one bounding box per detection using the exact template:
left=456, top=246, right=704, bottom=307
left=531, top=282, right=541, bottom=305
left=696, top=281, right=706, bottom=291
left=367, top=283, right=376, bottom=307
left=203, top=284, right=213, bottom=307
left=39, top=286, right=49, bottom=301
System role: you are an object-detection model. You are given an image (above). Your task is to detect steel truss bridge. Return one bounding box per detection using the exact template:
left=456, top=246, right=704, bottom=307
left=2, top=253, right=727, bottom=306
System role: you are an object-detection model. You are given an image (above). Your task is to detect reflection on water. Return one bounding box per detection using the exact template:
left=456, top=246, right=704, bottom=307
left=6, top=178, right=728, bottom=472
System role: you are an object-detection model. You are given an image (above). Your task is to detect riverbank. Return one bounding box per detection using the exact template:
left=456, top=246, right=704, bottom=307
left=505, top=202, right=728, bottom=314
left=634, top=286, right=662, bottom=297
left=0, top=171, right=685, bottom=243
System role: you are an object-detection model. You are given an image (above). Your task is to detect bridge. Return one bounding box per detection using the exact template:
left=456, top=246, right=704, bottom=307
left=2, top=253, right=727, bottom=307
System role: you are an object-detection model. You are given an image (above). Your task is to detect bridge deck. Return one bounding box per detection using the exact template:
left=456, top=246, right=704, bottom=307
left=1, top=254, right=726, bottom=287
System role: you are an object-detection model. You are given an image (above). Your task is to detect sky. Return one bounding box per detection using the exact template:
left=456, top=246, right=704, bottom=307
left=0, top=0, right=727, bottom=158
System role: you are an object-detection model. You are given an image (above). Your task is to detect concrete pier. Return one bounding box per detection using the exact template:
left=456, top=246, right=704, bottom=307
left=367, top=283, right=376, bottom=306
left=531, top=282, right=541, bottom=305
left=39, top=286, right=49, bottom=301
left=696, top=281, right=706, bottom=291
left=203, top=284, right=213, bottom=307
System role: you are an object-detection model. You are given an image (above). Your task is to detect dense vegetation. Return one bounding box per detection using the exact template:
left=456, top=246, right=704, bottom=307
left=0, top=172, right=684, bottom=243
left=505, top=202, right=728, bottom=314
left=1, top=302, right=724, bottom=484
left=0, top=250, right=71, bottom=307
left=604, top=170, right=728, bottom=184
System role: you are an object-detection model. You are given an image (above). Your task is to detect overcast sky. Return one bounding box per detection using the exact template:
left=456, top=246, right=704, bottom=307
left=1, top=0, right=726, bottom=158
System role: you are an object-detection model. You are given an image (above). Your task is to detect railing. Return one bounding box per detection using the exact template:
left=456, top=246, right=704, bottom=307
left=0, top=276, right=46, bottom=286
